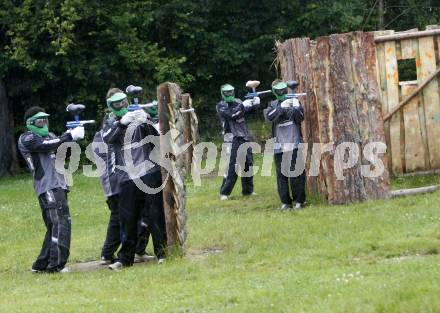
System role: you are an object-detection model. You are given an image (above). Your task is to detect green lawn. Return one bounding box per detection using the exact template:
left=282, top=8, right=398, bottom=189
left=0, top=160, right=439, bottom=313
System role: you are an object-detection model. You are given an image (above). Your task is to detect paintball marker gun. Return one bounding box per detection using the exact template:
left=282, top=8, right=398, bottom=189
left=66, top=104, right=95, bottom=129
left=285, top=80, right=307, bottom=99
left=125, top=85, right=158, bottom=112
left=244, top=80, right=272, bottom=99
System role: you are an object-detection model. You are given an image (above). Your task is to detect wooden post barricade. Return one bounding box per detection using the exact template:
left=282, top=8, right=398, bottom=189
left=277, top=32, right=390, bottom=204
left=157, top=82, right=197, bottom=253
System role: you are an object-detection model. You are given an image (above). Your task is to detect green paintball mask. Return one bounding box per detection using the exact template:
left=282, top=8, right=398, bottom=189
left=221, top=84, right=235, bottom=102
left=106, top=92, right=129, bottom=117
left=272, top=82, right=288, bottom=101
left=26, top=112, right=50, bottom=137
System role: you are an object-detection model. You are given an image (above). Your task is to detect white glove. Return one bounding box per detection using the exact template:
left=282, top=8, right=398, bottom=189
left=252, top=96, right=260, bottom=106
left=134, top=109, right=148, bottom=124
left=243, top=99, right=253, bottom=108
left=120, top=111, right=137, bottom=125
left=153, top=122, right=160, bottom=133
left=281, top=99, right=293, bottom=108
left=290, top=98, right=300, bottom=108
left=70, top=126, right=85, bottom=141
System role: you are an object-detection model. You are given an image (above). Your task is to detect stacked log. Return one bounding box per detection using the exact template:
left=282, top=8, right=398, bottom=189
left=157, top=82, right=198, bottom=251
left=276, top=32, right=390, bottom=204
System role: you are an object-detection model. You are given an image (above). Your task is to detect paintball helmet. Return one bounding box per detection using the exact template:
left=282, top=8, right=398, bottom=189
left=221, top=84, right=235, bottom=102
left=106, top=92, right=129, bottom=117
left=24, top=106, right=50, bottom=137
left=272, top=81, right=288, bottom=101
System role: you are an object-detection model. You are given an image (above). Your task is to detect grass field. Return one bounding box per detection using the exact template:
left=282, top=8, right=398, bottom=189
left=0, top=158, right=439, bottom=313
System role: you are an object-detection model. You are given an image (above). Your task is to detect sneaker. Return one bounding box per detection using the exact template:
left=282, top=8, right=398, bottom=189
left=294, top=202, right=304, bottom=210
left=279, top=203, right=292, bottom=211
left=220, top=195, right=228, bottom=201
left=243, top=192, right=257, bottom=196
left=59, top=267, right=70, bottom=273
left=108, top=261, right=124, bottom=270
left=99, top=256, right=114, bottom=265
left=134, top=253, right=156, bottom=263
left=157, top=258, right=166, bottom=265
left=31, top=268, right=46, bottom=274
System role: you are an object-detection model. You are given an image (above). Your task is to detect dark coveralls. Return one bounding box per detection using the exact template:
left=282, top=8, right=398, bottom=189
left=18, top=131, right=73, bottom=272
left=92, top=129, right=151, bottom=261
left=216, top=99, right=258, bottom=196
left=103, top=118, right=167, bottom=265
left=264, top=100, right=306, bottom=205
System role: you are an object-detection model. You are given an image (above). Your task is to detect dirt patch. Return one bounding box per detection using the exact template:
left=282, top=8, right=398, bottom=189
left=186, top=247, right=224, bottom=261
left=67, top=258, right=157, bottom=272
left=384, top=255, right=425, bottom=263
left=66, top=248, right=224, bottom=272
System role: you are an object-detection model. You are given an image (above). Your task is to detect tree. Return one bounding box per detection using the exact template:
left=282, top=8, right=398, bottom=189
left=1, top=0, right=439, bottom=175
left=0, top=80, right=18, bottom=176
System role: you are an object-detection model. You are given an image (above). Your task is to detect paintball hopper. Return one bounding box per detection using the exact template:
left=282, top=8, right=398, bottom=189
left=285, top=80, right=307, bottom=99
left=126, top=85, right=143, bottom=96
left=66, top=103, right=85, bottom=115
left=244, top=80, right=271, bottom=99
left=286, top=80, right=299, bottom=90
left=66, top=103, right=95, bottom=129
left=246, top=80, right=260, bottom=92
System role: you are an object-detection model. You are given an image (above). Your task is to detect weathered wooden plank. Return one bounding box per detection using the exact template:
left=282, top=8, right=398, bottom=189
left=401, top=82, right=426, bottom=172
left=418, top=36, right=440, bottom=168
left=400, top=37, right=417, bottom=59
left=413, top=38, right=431, bottom=170
left=400, top=39, right=426, bottom=173
left=309, top=40, right=329, bottom=197
left=329, top=33, right=367, bottom=203
left=157, top=82, right=191, bottom=251
left=425, top=25, right=440, bottom=30
left=390, top=185, right=439, bottom=197
left=313, top=35, right=334, bottom=202
left=375, top=29, right=440, bottom=43
left=375, top=31, right=392, bottom=173
left=352, top=32, right=390, bottom=199
left=181, top=93, right=194, bottom=173
left=384, top=31, right=404, bottom=174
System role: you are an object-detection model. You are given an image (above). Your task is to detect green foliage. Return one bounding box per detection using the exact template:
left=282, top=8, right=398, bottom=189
left=1, top=0, right=440, bottom=138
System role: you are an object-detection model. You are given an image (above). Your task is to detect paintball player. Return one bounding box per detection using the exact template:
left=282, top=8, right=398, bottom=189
left=18, top=106, right=85, bottom=273
left=102, top=88, right=167, bottom=269
left=216, top=83, right=260, bottom=200
left=92, top=107, right=154, bottom=265
left=264, top=80, right=306, bottom=210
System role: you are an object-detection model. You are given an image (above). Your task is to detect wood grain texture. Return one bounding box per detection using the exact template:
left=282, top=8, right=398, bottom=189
left=418, top=36, right=440, bottom=168
left=384, top=31, right=405, bottom=174
left=157, top=82, right=196, bottom=251
left=277, top=32, right=390, bottom=204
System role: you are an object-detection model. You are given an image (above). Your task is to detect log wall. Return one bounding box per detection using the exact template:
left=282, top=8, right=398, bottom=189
left=277, top=32, right=390, bottom=204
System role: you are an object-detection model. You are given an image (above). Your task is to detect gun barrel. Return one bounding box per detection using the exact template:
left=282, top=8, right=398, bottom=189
left=66, top=120, right=96, bottom=128
left=245, top=90, right=271, bottom=99
left=286, top=93, right=307, bottom=98
left=139, top=102, right=157, bottom=108
left=128, top=101, right=158, bottom=111
left=81, top=120, right=96, bottom=124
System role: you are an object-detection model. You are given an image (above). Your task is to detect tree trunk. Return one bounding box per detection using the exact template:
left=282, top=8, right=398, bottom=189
left=0, top=80, right=19, bottom=177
